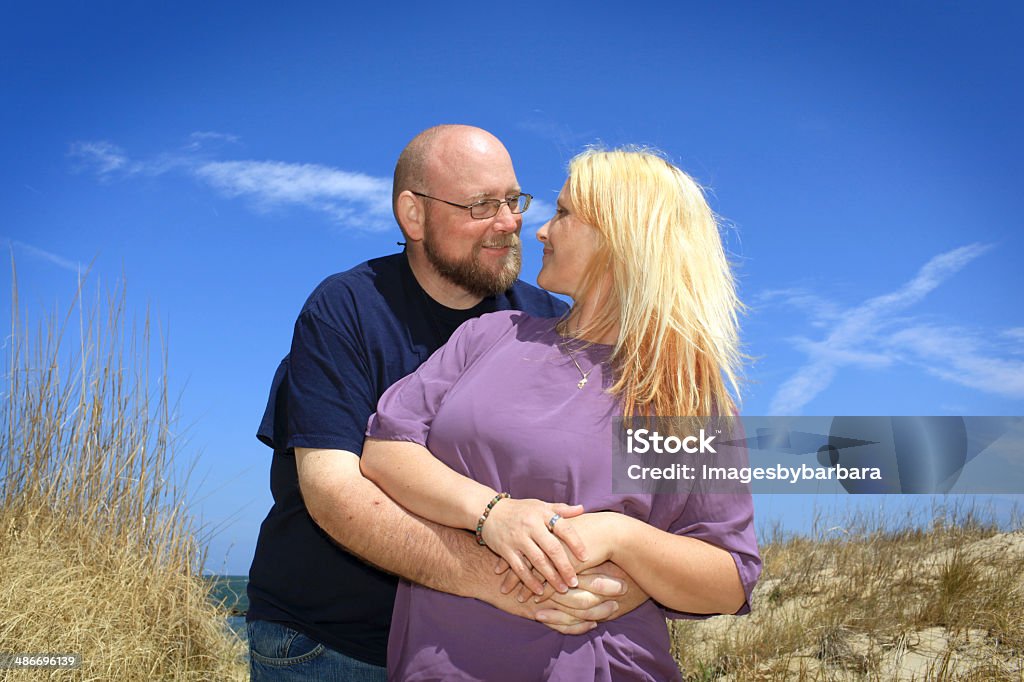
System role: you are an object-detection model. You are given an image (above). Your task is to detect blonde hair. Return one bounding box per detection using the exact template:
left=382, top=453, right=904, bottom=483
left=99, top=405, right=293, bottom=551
left=565, top=148, right=743, bottom=417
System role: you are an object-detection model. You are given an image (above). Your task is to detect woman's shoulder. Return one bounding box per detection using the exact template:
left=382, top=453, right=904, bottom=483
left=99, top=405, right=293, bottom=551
left=477, top=309, right=560, bottom=328
left=475, top=310, right=562, bottom=339
left=453, top=310, right=560, bottom=355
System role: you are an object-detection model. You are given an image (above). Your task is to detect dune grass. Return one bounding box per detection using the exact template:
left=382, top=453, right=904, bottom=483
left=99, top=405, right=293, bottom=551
left=0, top=270, right=245, bottom=680
left=671, top=503, right=1024, bottom=681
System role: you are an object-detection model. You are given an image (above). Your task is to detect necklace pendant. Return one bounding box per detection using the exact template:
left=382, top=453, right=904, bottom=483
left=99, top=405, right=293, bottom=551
left=577, top=377, right=588, bottom=389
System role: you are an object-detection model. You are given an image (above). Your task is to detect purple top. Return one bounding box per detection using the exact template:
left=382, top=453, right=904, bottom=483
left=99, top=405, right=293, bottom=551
left=367, top=311, right=760, bottom=682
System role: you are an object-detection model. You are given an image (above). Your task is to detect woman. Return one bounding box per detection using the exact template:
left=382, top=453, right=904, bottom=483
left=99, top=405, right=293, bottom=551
left=361, top=148, right=760, bottom=681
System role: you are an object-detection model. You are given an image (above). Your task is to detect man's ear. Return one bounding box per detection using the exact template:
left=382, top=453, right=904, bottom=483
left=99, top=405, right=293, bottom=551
left=396, top=191, right=424, bottom=242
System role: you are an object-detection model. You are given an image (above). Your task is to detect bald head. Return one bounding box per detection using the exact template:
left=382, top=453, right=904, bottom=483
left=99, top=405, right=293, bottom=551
left=391, top=124, right=524, bottom=304
left=392, top=125, right=513, bottom=223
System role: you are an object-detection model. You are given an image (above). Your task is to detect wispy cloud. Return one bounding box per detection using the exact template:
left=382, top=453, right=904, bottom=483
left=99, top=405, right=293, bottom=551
left=194, top=160, right=393, bottom=231
left=3, top=238, right=82, bottom=273
left=69, top=139, right=190, bottom=178
left=1003, top=328, right=1024, bottom=350
left=70, top=134, right=395, bottom=231
left=69, top=141, right=133, bottom=177
left=756, top=288, right=844, bottom=328
left=763, top=243, right=1022, bottom=414
left=184, top=131, right=240, bottom=151
left=886, top=325, right=1024, bottom=398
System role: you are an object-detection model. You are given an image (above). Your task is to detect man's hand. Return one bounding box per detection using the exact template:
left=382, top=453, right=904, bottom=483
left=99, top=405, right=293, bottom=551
left=495, top=558, right=651, bottom=633
left=537, top=563, right=650, bottom=626
left=532, top=570, right=624, bottom=633
left=475, top=578, right=605, bottom=635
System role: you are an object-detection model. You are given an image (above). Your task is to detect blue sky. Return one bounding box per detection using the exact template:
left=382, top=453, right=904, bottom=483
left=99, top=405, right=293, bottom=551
left=3, top=3, right=1022, bottom=574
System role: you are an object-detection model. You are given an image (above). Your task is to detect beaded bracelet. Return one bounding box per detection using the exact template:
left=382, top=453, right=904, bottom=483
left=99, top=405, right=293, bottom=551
left=475, top=492, right=510, bottom=546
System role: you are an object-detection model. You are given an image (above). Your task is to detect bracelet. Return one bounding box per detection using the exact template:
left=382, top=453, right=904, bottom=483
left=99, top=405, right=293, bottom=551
left=475, top=492, right=510, bottom=546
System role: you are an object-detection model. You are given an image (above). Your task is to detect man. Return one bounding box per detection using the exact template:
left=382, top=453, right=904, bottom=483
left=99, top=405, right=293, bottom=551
left=247, top=125, right=646, bottom=680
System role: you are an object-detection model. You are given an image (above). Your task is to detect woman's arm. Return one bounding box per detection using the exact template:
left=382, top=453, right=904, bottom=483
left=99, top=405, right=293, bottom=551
left=559, top=512, right=747, bottom=615
left=360, top=437, right=588, bottom=594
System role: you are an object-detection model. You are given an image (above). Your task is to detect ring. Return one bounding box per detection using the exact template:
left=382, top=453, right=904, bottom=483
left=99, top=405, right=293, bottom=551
left=547, top=513, right=561, bottom=532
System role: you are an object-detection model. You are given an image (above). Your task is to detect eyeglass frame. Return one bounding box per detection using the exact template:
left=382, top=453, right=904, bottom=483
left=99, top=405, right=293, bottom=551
left=409, top=191, right=532, bottom=220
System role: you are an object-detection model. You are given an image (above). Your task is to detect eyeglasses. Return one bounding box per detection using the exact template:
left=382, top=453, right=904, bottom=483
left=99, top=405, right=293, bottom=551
left=410, top=191, right=532, bottom=220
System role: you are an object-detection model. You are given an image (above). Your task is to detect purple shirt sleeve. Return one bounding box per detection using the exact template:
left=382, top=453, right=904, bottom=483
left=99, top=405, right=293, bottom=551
left=660, top=492, right=760, bottom=618
left=367, top=312, right=509, bottom=445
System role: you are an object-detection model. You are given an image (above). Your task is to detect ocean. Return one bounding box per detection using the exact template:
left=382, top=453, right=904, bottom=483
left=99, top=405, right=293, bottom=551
left=205, top=574, right=248, bottom=643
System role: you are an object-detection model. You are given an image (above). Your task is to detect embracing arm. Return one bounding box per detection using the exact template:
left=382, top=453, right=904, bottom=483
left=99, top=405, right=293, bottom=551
left=359, top=437, right=588, bottom=593
left=296, top=446, right=495, bottom=597
left=297, top=446, right=633, bottom=632
left=564, top=512, right=747, bottom=615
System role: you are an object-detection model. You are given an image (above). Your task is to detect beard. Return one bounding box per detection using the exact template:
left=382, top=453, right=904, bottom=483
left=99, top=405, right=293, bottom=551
left=422, top=228, right=522, bottom=298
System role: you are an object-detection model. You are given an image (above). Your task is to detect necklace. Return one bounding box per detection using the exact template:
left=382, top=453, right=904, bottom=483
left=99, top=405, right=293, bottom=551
left=563, top=343, right=595, bottom=390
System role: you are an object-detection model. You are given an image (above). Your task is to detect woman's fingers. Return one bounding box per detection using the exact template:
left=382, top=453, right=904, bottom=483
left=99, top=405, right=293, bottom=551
left=552, top=503, right=585, bottom=519
left=550, top=518, right=588, bottom=562
left=482, top=500, right=572, bottom=588
left=504, top=550, right=545, bottom=596
left=500, top=567, right=520, bottom=594
left=522, top=538, right=575, bottom=593
left=481, top=497, right=584, bottom=593
left=512, top=569, right=552, bottom=603
left=516, top=580, right=535, bottom=603
left=500, top=565, right=551, bottom=602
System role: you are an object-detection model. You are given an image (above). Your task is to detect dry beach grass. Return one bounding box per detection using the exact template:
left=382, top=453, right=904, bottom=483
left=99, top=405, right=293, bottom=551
left=671, top=506, right=1024, bottom=681
left=0, top=272, right=245, bottom=681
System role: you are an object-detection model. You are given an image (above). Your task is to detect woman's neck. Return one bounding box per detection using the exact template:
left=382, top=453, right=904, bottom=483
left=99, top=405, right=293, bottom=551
left=564, top=305, right=619, bottom=345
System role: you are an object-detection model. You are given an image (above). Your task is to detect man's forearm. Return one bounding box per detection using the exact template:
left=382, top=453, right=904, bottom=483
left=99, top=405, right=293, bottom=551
left=296, top=447, right=496, bottom=599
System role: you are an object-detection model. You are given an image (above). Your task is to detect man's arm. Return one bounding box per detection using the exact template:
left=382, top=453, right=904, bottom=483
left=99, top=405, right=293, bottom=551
left=359, top=436, right=587, bottom=593
left=296, top=447, right=628, bottom=632
left=297, top=446, right=498, bottom=596
left=521, top=563, right=651, bottom=628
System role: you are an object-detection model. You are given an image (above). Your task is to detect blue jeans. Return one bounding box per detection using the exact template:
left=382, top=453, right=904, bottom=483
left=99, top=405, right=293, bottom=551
left=247, top=620, right=386, bottom=682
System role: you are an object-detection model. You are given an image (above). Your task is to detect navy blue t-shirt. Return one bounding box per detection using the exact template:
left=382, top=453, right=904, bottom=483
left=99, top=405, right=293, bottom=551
left=247, top=252, right=567, bottom=666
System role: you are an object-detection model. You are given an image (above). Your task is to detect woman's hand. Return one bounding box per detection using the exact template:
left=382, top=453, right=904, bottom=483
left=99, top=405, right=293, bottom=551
left=481, top=498, right=588, bottom=594
left=496, top=512, right=622, bottom=596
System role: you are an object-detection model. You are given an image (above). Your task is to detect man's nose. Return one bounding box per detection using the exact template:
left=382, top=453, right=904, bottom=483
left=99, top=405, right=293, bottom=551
left=491, top=202, right=519, bottom=233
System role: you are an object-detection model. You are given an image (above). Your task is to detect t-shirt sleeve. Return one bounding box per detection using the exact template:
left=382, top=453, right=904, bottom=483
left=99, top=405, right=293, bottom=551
left=658, top=491, right=762, bottom=619
left=366, top=312, right=511, bottom=445
left=285, top=305, right=377, bottom=455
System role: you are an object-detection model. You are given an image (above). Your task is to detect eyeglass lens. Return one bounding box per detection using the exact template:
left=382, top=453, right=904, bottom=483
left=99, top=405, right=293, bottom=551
left=470, top=195, right=530, bottom=219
